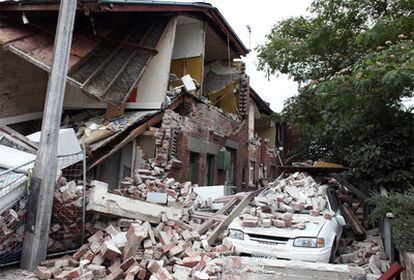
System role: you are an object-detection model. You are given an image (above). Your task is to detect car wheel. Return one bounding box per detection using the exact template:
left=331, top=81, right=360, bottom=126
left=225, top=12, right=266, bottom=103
left=329, top=240, right=337, bottom=263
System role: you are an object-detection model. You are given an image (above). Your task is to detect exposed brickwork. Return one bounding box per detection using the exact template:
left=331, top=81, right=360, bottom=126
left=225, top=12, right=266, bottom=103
left=150, top=63, right=278, bottom=191
left=155, top=93, right=279, bottom=191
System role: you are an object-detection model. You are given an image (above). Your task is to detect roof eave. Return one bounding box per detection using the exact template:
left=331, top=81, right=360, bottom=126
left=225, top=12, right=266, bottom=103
left=0, top=0, right=249, bottom=56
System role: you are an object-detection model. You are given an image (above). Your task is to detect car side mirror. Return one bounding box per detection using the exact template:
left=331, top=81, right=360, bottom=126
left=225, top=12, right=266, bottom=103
left=335, top=215, right=346, bottom=226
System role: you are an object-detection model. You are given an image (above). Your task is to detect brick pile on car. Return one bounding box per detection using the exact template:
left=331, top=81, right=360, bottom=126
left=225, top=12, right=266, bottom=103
left=238, top=172, right=332, bottom=229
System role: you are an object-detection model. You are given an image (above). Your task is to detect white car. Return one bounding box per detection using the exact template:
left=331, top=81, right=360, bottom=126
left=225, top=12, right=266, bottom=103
left=224, top=187, right=346, bottom=263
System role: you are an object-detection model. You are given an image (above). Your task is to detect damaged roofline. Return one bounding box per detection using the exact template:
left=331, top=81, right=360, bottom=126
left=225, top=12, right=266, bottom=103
left=249, top=87, right=273, bottom=116
left=0, top=0, right=249, bottom=57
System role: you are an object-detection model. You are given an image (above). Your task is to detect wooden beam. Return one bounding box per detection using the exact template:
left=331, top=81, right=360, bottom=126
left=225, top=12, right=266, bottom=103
left=213, top=193, right=246, bottom=203
left=207, top=192, right=255, bottom=245
left=0, top=124, right=39, bottom=152
left=0, top=111, right=43, bottom=125
left=96, top=36, right=158, bottom=55
left=88, top=113, right=162, bottom=170
left=341, top=204, right=365, bottom=235
left=379, top=263, right=404, bottom=280
left=196, top=197, right=239, bottom=235
left=191, top=211, right=228, bottom=222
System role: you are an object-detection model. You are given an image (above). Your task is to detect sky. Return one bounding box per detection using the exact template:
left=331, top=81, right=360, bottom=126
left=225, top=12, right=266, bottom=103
left=196, top=0, right=313, bottom=112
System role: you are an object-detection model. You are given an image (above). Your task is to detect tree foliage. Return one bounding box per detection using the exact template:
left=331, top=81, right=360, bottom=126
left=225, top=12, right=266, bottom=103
left=258, top=0, right=414, bottom=190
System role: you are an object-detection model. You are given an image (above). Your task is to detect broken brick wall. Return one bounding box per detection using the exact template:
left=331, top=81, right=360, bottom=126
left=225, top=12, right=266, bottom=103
left=155, top=97, right=249, bottom=190
left=152, top=92, right=278, bottom=190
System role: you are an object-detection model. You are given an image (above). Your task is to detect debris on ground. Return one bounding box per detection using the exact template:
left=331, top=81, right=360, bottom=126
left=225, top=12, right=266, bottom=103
left=25, top=171, right=244, bottom=279
left=338, top=228, right=390, bottom=279
left=33, top=214, right=233, bottom=279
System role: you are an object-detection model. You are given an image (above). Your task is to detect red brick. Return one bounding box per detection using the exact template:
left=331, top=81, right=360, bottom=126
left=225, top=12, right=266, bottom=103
left=107, top=267, right=124, bottom=280
left=168, top=244, right=184, bottom=257
left=162, top=242, right=175, bottom=253
left=123, top=223, right=148, bottom=260
left=73, top=244, right=89, bottom=261
left=120, top=256, right=137, bottom=272
left=147, top=260, right=161, bottom=274
left=68, top=267, right=82, bottom=280
left=137, top=268, right=147, bottom=280
left=158, top=231, right=172, bottom=245
left=91, top=253, right=105, bottom=265
left=156, top=267, right=174, bottom=280
left=105, top=225, right=120, bottom=237
left=125, top=264, right=140, bottom=280
left=40, top=259, right=57, bottom=267
left=54, top=270, right=70, bottom=280
left=192, top=256, right=209, bottom=272
left=82, top=250, right=95, bottom=262
left=180, top=256, right=201, bottom=268
left=101, top=239, right=121, bottom=261
left=34, top=266, right=52, bottom=280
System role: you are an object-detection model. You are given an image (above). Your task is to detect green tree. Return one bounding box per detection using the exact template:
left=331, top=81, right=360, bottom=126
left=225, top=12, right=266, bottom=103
left=258, top=0, right=414, bottom=191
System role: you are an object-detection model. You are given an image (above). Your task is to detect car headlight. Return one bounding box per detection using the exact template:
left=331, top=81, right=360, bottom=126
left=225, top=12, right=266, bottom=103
left=293, top=238, right=324, bottom=248
left=228, top=229, right=244, bottom=240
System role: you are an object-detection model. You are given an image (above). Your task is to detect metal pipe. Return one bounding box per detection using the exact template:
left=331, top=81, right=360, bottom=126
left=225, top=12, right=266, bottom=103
left=81, top=141, right=87, bottom=245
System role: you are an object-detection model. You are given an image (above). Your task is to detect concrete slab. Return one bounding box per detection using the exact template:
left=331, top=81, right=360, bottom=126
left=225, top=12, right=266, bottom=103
left=146, top=192, right=168, bottom=205
left=87, top=181, right=183, bottom=223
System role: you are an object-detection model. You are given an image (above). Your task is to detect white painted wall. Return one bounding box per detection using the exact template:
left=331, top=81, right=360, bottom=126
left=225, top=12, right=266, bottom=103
left=134, top=18, right=177, bottom=107
left=172, top=16, right=205, bottom=60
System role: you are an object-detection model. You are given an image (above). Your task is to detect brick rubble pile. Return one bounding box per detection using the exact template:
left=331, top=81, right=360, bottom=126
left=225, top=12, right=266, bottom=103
left=0, top=201, right=25, bottom=256
left=34, top=216, right=233, bottom=280
left=338, top=228, right=390, bottom=280
left=49, top=178, right=85, bottom=252
left=116, top=176, right=199, bottom=208
left=239, top=172, right=331, bottom=229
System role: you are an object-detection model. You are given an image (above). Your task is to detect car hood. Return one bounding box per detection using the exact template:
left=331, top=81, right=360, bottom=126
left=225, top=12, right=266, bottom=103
left=229, top=214, right=326, bottom=239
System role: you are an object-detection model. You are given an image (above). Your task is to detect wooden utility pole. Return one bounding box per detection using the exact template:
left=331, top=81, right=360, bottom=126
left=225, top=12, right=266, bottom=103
left=21, top=0, right=77, bottom=270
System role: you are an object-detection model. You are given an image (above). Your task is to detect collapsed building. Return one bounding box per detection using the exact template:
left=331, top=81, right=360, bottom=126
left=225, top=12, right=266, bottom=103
left=0, top=0, right=280, bottom=193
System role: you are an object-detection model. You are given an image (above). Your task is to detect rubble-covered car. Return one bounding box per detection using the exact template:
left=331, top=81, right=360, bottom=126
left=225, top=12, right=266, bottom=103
left=224, top=173, right=347, bottom=263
